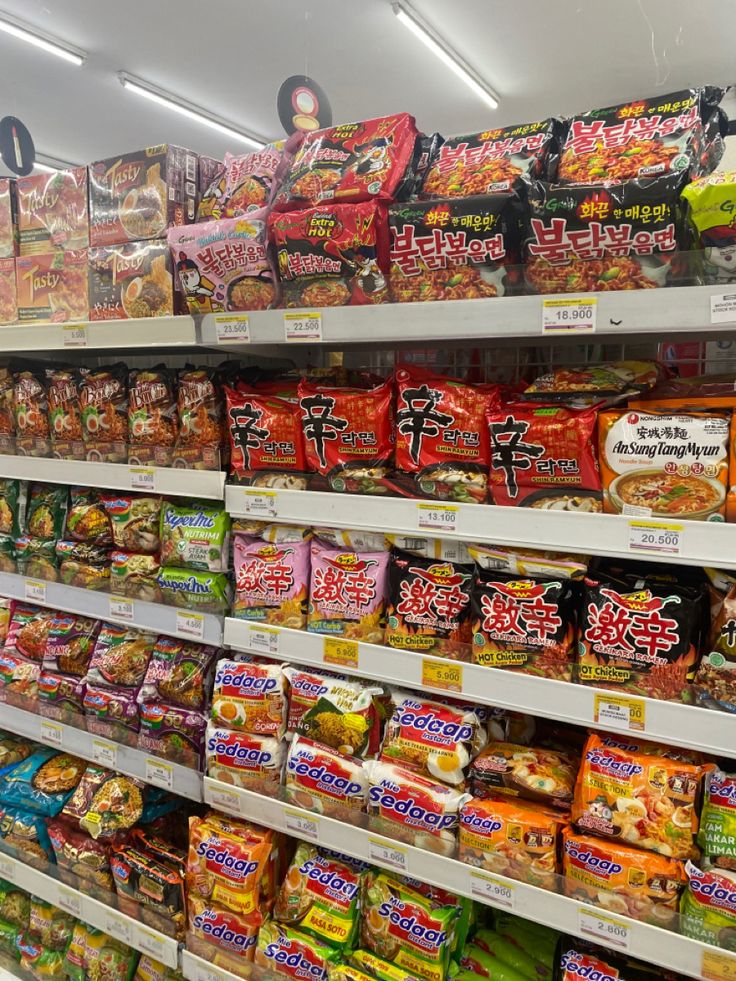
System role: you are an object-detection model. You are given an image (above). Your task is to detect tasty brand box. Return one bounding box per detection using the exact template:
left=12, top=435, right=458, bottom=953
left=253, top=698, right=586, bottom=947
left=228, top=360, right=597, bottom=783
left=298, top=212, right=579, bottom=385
left=16, top=249, right=89, bottom=323
left=17, top=167, right=89, bottom=255
left=0, top=258, right=17, bottom=324
left=88, top=240, right=175, bottom=321
left=0, top=179, right=17, bottom=259
left=88, top=145, right=197, bottom=247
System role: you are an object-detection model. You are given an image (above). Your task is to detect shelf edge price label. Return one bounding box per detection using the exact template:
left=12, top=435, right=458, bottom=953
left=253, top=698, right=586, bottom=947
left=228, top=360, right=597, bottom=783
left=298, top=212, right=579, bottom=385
left=138, top=928, right=167, bottom=963
left=594, top=693, right=646, bottom=733
left=215, top=313, right=250, bottom=344
left=40, top=720, right=63, bottom=747
left=284, top=809, right=320, bottom=841
left=0, top=856, right=13, bottom=881
left=628, top=519, right=682, bottom=556
left=130, top=467, right=155, bottom=492
left=542, top=297, right=597, bottom=334
left=25, top=578, right=46, bottom=604
left=62, top=324, right=88, bottom=347
left=57, top=887, right=82, bottom=918
left=248, top=624, right=279, bottom=656
left=469, top=870, right=515, bottom=910
left=711, top=292, right=736, bottom=325
left=176, top=611, right=205, bottom=641
left=367, top=837, right=407, bottom=872
left=417, top=502, right=459, bottom=534
left=92, top=739, right=118, bottom=769
left=243, top=488, right=277, bottom=518
left=109, top=597, right=134, bottom=622
left=145, top=757, right=173, bottom=791
left=209, top=787, right=241, bottom=815
left=104, top=911, right=131, bottom=945
left=422, top=657, right=463, bottom=693
left=578, top=907, right=629, bottom=951
left=192, top=965, right=227, bottom=981
left=284, top=311, right=322, bottom=342
left=324, top=636, right=359, bottom=670
left=702, top=949, right=736, bottom=981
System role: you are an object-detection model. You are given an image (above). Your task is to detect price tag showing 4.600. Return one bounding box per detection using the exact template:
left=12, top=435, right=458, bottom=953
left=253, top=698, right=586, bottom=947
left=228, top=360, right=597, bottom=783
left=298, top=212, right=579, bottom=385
left=284, top=311, right=322, bottom=342
left=368, top=837, right=407, bottom=872
left=542, top=297, right=597, bottom=333
left=62, top=324, right=88, bottom=347
left=215, top=314, right=250, bottom=344
left=594, top=693, right=646, bottom=732
left=469, top=871, right=515, bottom=909
left=176, top=611, right=205, bottom=641
left=417, top=502, right=458, bottom=534
left=422, top=658, right=463, bottom=693
left=248, top=624, right=279, bottom=656
left=243, top=488, right=277, bottom=518
left=130, top=467, right=155, bottom=491
left=578, top=907, right=629, bottom=951
left=628, top=519, right=682, bottom=556
left=324, top=636, right=359, bottom=669
left=284, top=809, right=320, bottom=841
left=25, top=578, right=46, bottom=604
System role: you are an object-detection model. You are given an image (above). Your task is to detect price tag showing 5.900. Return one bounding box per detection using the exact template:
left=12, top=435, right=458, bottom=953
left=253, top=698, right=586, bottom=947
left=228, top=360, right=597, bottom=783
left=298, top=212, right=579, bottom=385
left=422, top=658, right=463, bottom=693
left=542, top=297, right=597, bottom=333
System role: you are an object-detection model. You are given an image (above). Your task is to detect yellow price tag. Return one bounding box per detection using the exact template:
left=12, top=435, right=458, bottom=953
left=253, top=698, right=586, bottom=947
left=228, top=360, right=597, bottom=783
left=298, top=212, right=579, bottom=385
left=703, top=950, right=736, bottom=981
left=594, top=693, right=646, bottom=732
left=422, top=658, right=463, bottom=693
left=323, top=637, right=359, bottom=669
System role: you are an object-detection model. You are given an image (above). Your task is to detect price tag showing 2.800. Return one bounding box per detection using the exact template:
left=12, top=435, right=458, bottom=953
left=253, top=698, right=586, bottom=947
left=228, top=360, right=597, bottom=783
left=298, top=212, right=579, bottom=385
left=542, top=297, right=597, bottom=334
left=578, top=907, right=629, bottom=951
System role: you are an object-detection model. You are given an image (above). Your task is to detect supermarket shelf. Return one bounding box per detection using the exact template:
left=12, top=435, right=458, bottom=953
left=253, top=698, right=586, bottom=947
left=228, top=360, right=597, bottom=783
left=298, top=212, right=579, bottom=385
left=0, top=315, right=196, bottom=352
left=0, top=572, right=224, bottom=645
left=225, top=484, right=736, bottom=570
left=0, top=455, right=225, bottom=500
left=201, top=284, right=736, bottom=347
left=182, top=952, right=241, bottom=981
left=0, top=849, right=179, bottom=968
left=224, top=618, right=736, bottom=756
left=203, top=778, right=726, bottom=981
left=0, top=701, right=203, bottom=800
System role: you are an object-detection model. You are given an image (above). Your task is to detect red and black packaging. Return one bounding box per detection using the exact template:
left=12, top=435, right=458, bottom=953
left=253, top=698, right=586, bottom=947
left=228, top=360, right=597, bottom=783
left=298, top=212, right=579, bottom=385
left=80, top=364, right=128, bottom=463
left=47, top=366, right=85, bottom=461
left=225, top=386, right=308, bottom=487
left=389, top=195, right=517, bottom=302
left=394, top=365, right=497, bottom=503
left=385, top=548, right=473, bottom=660
left=486, top=400, right=601, bottom=509
left=471, top=571, right=578, bottom=681
left=12, top=361, right=50, bottom=457
left=556, top=87, right=724, bottom=184
left=269, top=200, right=390, bottom=307
left=297, top=378, right=394, bottom=494
left=555, top=936, right=684, bottom=981
left=128, top=367, right=178, bottom=466
left=523, top=174, right=685, bottom=293
left=174, top=366, right=224, bottom=471
left=422, top=119, right=558, bottom=197
left=273, top=113, right=419, bottom=210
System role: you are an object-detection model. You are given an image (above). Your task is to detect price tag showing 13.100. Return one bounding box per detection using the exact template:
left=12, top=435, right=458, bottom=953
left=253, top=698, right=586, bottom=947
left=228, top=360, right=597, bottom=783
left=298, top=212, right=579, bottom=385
left=542, top=297, right=597, bottom=334
left=417, top=503, right=458, bottom=533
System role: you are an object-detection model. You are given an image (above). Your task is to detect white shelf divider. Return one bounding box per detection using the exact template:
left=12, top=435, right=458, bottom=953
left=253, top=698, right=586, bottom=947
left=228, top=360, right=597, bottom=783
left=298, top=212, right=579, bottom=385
left=203, top=778, right=729, bottom=981
left=0, top=572, right=224, bottom=645
left=181, top=951, right=243, bottom=981
left=0, top=315, right=196, bottom=352
left=0, top=850, right=179, bottom=968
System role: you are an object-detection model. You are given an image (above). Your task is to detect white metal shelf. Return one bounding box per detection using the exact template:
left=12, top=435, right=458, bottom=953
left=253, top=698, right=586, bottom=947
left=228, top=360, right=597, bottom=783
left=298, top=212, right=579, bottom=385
left=0, top=850, right=178, bottom=968
left=0, top=572, right=224, bottom=645
left=203, top=778, right=727, bottom=981
left=225, top=484, right=736, bottom=570
left=0, top=455, right=225, bottom=500
left=200, top=284, right=736, bottom=347
left=182, top=951, right=242, bottom=981
left=0, top=701, right=203, bottom=800
left=224, top=618, right=736, bottom=757
left=0, top=315, right=196, bottom=352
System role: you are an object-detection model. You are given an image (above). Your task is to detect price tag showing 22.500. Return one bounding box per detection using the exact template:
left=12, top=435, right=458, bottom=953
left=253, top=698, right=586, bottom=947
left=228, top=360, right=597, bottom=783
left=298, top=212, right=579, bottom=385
left=542, top=297, right=597, bottom=333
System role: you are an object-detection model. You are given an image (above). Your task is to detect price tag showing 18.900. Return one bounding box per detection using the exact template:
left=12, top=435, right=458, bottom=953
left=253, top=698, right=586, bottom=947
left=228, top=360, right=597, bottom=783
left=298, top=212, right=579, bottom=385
left=542, top=297, right=597, bottom=334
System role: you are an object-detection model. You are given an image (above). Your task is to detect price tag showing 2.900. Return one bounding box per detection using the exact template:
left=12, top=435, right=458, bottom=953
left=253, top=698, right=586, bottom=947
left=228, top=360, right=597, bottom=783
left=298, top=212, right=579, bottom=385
left=628, top=519, right=682, bottom=556
left=542, top=297, right=597, bottom=334
left=469, top=871, right=515, bottom=909
left=702, top=949, right=736, bottom=981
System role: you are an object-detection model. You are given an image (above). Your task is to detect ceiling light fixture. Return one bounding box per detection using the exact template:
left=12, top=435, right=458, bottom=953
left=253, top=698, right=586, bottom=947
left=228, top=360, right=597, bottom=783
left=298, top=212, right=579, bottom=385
left=0, top=11, right=84, bottom=66
left=33, top=153, right=77, bottom=174
left=118, top=72, right=266, bottom=148
left=392, top=2, right=499, bottom=110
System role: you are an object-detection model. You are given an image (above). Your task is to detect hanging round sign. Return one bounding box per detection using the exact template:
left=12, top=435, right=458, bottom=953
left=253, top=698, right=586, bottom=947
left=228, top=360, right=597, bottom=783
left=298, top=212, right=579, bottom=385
left=278, top=75, right=332, bottom=134
left=0, top=116, right=35, bottom=175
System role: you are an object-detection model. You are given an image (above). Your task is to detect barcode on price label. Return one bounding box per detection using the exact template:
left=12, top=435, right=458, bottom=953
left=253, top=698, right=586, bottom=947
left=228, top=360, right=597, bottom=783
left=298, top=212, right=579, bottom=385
left=92, top=739, right=118, bottom=769
left=248, top=624, right=279, bottom=655
left=176, top=611, right=205, bottom=640
left=284, top=809, right=320, bottom=841
left=209, top=787, right=241, bottom=814
left=542, top=297, right=597, bottom=333
left=109, top=597, right=134, bottom=622
left=284, top=311, right=322, bottom=341
left=57, top=888, right=82, bottom=918
left=417, top=503, right=458, bottom=533
left=469, top=871, right=515, bottom=909
left=243, top=488, right=276, bottom=517
left=367, top=837, right=407, bottom=872
left=25, top=579, right=46, bottom=604
left=62, top=324, right=88, bottom=347
left=594, top=693, right=646, bottom=732
left=40, top=720, right=63, bottom=747
left=130, top=467, right=155, bottom=491
left=628, top=519, right=682, bottom=556
left=578, top=907, right=629, bottom=951
left=145, top=758, right=173, bottom=791
left=215, top=314, right=250, bottom=344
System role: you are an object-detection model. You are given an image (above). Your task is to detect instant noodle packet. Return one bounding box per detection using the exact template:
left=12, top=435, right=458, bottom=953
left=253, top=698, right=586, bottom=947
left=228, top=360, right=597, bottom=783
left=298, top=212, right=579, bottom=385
left=682, top=170, right=736, bottom=283
left=101, top=493, right=161, bottom=553
left=681, top=861, right=736, bottom=950
left=175, top=366, right=223, bottom=469
left=523, top=360, right=659, bottom=403
left=187, top=813, right=271, bottom=915
left=458, top=796, right=564, bottom=890
left=18, top=936, right=66, bottom=981
left=308, top=538, right=389, bottom=644
left=572, top=732, right=703, bottom=859
left=233, top=532, right=310, bottom=628
left=38, top=670, right=86, bottom=722
left=80, top=364, right=128, bottom=462
left=255, top=920, right=340, bottom=981
left=29, top=898, right=74, bottom=951
left=47, top=367, right=84, bottom=459
left=205, top=724, right=285, bottom=791
left=197, top=142, right=291, bottom=219
left=349, top=950, right=423, bottom=981
left=138, top=702, right=207, bottom=767
left=283, top=665, right=383, bottom=753
left=12, top=362, right=50, bottom=456
left=285, top=735, right=367, bottom=815
left=61, top=765, right=145, bottom=839
left=138, top=636, right=217, bottom=710
left=211, top=658, right=286, bottom=737
left=315, top=527, right=388, bottom=552
left=274, top=842, right=363, bottom=951
left=65, top=487, right=111, bottom=544
left=43, top=611, right=100, bottom=677
left=25, top=483, right=67, bottom=540
left=0, top=747, right=85, bottom=816
left=87, top=623, right=156, bottom=691
left=470, top=740, right=577, bottom=809
left=187, top=895, right=262, bottom=962
left=84, top=683, right=140, bottom=736
left=698, top=768, right=736, bottom=863
left=160, top=500, right=231, bottom=573
left=562, top=826, right=685, bottom=926
left=225, top=386, right=308, bottom=487
left=0, top=480, right=25, bottom=539
left=364, top=760, right=470, bottom=855
left=5, top=602, right=55, bottom=662
left=468, top=542, right=588, bottom=580
left=16, top=249, right=89, bottom=324
left=156, top=568, right=231, bottom=614
left=128, top=367, right=178, bottom=459
left=110, top=551, right=162, bottom=602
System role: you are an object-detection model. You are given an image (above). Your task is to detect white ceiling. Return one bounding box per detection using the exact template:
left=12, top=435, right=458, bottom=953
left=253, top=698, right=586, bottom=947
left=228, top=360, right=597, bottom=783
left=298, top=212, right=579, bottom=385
left=0, top=0, right=734, bottom=173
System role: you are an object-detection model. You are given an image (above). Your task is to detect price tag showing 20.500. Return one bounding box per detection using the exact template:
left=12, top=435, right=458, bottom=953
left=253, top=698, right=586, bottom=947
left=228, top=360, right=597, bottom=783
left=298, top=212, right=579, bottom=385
left=628, top=519, right=682, bottom=556
left=542, top=297, right=597, bottom=334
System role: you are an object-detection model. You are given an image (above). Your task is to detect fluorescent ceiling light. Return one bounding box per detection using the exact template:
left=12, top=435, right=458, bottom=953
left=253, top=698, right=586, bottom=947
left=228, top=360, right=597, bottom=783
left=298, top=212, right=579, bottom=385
left=33, top=153, right=77, bottom=174
left=118, top=72, right=266, bottom=148
left=0, top=11, right=84, bottom=65
left=33, top=162, right=60, bottom=174
left=392, top=2, right=499, bottom=110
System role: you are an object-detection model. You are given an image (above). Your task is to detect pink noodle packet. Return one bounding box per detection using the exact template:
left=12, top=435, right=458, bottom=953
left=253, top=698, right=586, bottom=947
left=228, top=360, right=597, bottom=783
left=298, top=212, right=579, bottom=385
left=307, top=537, right=389, bottom=644
left=196, top=137, right=301, bottom=221
left=232, top=533, right=310, bottom=629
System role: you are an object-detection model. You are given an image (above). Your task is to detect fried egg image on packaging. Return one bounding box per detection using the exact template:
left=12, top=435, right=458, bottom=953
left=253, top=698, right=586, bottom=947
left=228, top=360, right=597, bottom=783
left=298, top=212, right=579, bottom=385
left=426, top=745, right=470, bottom=786
left=213, top=697, right=248, bottom=729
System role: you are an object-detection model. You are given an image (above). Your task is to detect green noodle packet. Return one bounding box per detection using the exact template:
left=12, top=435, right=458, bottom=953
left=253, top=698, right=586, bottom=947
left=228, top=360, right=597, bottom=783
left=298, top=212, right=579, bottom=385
left=698, top=768, right=736, bottom=858
left=681, top=860, right=736, bottom=950
left=156, top=567, right=231, bottom=614
left=0, top=479, right=26, bottom=538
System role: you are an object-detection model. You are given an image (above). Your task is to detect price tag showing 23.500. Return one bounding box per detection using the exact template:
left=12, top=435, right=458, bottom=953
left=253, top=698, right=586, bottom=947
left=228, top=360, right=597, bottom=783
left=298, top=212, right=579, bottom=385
left=542, top=297, right=597, bottom=334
